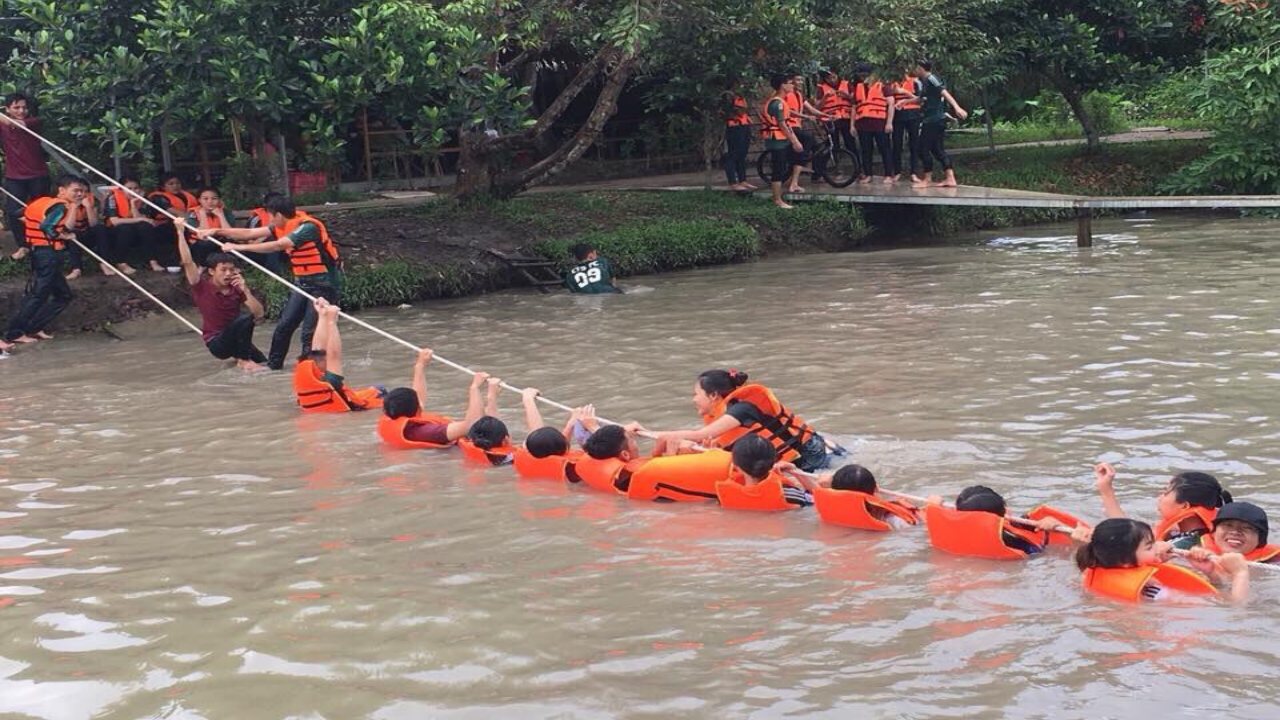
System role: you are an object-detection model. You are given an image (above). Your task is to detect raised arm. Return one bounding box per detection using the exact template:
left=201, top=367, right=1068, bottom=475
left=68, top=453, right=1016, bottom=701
left=484, top=376, right=501, bottom=417
left=462, top=372, right=491, bottom=422
left=412, top=349, right=433, bottom=411
left=942, top=90, right=967, bottom=120
left=1094, top=462, right=1126, bottom=519
left=315, top=299, right=343, bottom=376
left=210, top=226, right=275, bottom=243
left=522, top=387, right=545, bottom=431
left=174, top=219, right=201, bottom=286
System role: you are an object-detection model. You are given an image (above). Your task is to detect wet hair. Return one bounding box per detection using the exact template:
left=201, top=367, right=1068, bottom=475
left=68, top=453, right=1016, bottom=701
left=955, top=485, right=1006, bottom=516
left=468, top=416, right=510, bottom=450
left=570, top=243, right=595, bottom=262
left=1075, top=518, right=1153, bottom=570
left=697, top=369, right=749, bottom=398
left=203, top=252, right=237, bottom=270
left=265, top=195, right=297, bottom=218
left=583, top=424, right=628, bottom=460
left=731, top=435, right=776, bottom=480
left=831, top=464, right=877, bottom=493
left=770, top=74, right=790, bottom=91
left=1167, top=471, right=1231, bottom=509
left=382, top=388, right=420, bottom=419
left=57, top=174, right=89, bottom=190
left=916, top=59, right=933, bottom=72
left=525, top=427, right=569, bottom=458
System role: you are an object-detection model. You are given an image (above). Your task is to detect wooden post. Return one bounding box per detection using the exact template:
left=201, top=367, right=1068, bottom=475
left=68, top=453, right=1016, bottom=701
left=362, top=107, right=373, bottom=183
left=1076, top=207, right=1092, bottom=248
left=277, top=132, right=290, bottom=197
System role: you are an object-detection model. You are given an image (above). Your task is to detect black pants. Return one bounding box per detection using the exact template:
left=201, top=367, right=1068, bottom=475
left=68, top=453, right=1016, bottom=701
left=268, top=282, right=340, bottom=369
left=723, top=126, right=750, bottom=185
left=68, top=226, right=117, bottom=269
left=206, top=313, right=266, bottom=362
left=792, top=128, right=814, bottom=165
left=919, top=121, right=953, bottom=173
left=5, top=246, right=72, bottom=340
left=3, top=176, right=50, bottom=250
left=109, top=222, right=153, bottom=266
left=830, top=118, right=857, bottom=156
left=769, top=147, right=792, bottom=183
left=892, top=111, right=922, bottom=177
left=858, top=129, right=893, bottom=177
left=189, top=239, right=219, bottom=268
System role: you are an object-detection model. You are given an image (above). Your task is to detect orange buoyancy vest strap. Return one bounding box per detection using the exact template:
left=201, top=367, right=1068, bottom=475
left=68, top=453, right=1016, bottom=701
left=924, top=504, right=1035, bottom=560
left=818, top=81, right=851, bottom=117
left=897, top=76, right=921, bottom=111
left=854, top=82, right=889, bottom=121
left=727, top=96, right=752, bottom=127
left=813, top=487, right=918, bottom=531
left=760, top=98, right=789, bottom=140
left=513, top=448, right=581, bottom=481
left=626, top=449, right=732, bottom=502
left=22, top=197, right=67, bottom=249
left=1154, top=507, right=1217, bottom=543
left=784, top=92, right=803, bottom=127
left=715, top=470, right=795, bottom=512
left=1082, top=564, right=1217, bottom=602
left=278, top=211, right=339, bottom=277
left=459, top=438, right=516, bottom=466
left=249, top=208, right=271, bottom=228
left=180, top=190, right=198, bottom=209
left=377, top=412, right=454, bottom=449
left=703, top=383, right=817, bottom=463
left=1199, top=535, right=1280, bottom=563
left=1024, top=504, right=1085, bottom=547
left=108, top=188, right=135, bottom=225
left=565, top=456, right=630, bottom=494
left=292, top=360, right=381, bottom=412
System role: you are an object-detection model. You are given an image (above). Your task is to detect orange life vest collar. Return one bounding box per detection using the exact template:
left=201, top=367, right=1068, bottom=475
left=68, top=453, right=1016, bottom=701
left=813, top=487, right=918, bottom=531
left=458, top=438, right=516, bottom=466
left=513, top=448, right=581, bottom=481
left=107, top=188, right=136, bottom=226
left=715, top=469, right=797, bottom=512
left=1082, top=563, right=1217, bottom=602
left=727, top=96, right=752, bottom=127
left=1154, top=507, right=1217, bottom=542
left=377, top=411, right=455, bottom=449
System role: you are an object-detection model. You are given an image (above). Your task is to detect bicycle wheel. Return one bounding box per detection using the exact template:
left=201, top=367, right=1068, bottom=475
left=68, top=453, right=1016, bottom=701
left=756, top=151, right=774, bottom=184
left=822, top=148, right=860, bottom=188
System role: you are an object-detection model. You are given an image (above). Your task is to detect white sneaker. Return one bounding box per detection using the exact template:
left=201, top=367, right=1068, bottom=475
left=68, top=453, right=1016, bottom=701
left=166, top=266, right=181, bottom=274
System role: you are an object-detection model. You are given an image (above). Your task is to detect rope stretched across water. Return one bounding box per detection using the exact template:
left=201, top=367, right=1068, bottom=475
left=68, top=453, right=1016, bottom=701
left=0, top=184, right=201, bottom=334
left=5, top=120, right=612, bottom=422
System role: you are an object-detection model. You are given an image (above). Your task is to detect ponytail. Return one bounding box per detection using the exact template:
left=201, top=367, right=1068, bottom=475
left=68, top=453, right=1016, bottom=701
left=1169, top=471, right=1230, bottom=509
left=1074, top=543, right=1098, bottom=571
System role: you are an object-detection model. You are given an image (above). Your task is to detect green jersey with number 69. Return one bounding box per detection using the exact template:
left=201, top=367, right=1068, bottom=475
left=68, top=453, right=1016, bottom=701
left=564, top=257, right=621, bottom=294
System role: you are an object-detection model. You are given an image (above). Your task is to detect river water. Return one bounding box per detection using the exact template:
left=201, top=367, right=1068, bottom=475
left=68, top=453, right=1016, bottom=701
left=2, top=213, right=1279, bottom=719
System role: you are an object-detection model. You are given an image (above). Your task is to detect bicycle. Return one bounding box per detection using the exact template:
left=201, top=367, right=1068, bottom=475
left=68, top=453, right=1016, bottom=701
left=755, top=121, right=860, bottom=188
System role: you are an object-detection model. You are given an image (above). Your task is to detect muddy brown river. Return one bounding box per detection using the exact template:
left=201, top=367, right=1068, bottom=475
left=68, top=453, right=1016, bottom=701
left=1, top=214, right=1278, bottom=719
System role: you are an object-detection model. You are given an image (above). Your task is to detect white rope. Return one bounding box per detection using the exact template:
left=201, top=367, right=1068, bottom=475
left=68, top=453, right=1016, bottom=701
left=7, top=121, right=608, bottom=420
left=0, top=184, right=201, bottom=334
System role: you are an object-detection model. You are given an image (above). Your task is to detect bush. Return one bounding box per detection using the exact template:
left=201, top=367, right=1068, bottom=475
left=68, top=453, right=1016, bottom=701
left=220, top=155, right=275, bottom=209
left=533, top=219, right=761, bottom=275
left=246, top=259, right=480, bottom=317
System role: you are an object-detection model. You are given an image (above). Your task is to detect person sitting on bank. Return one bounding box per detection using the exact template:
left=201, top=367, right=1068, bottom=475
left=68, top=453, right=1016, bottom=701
left=175, top=219, right=267, bottom=372
left=145, top=174, right=198, bottom=267
left=377, top=351, right=492, bottom=450
left=294, top=297, right=386, bottom=413
left=103, top=177, right=163, bottom=273
left=4, top=175, right=87, bottom=345
left=64, top=190, right=125, bottom=279
left=185, top=187, right=230, bottom=267
left=564, top=243, right=621, bottom=294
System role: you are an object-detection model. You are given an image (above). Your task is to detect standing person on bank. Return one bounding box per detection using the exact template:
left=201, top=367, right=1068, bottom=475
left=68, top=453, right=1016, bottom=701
left=816, top=69, right=855, bottom=156
left=201, top=196, right=342, bottom=370
left=760, top=75, right=806, bottom=210
left=785, top=73, right=830, bottom=192
left=913, top=59, right=968, bottom=189
left=175, top=219, right=267, bottom=372
left=4, top=175, right=87, bottom=345
left=852, top=64, right=895, bottom=185
left=891, top=70, right=924, bottom=185
left=722, top=89, right=756, bottom=192
left=0, top=93, right=50, bottom=261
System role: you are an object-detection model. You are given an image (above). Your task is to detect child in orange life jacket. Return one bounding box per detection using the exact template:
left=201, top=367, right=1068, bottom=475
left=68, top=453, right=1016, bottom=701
left=732, top=435, right=816, bottom=507
left=462, top=387, right=599, bottom=466
left=822, top=464, right=918, bottom=527
left=927, top=485, right=1069, bottom=555
left=1187, top=501, right=1280, bottom=566
left=295, top=298, right=386, bottom=412
left=1077, top=518, right=1249, bottom=603
left=1094, top=462, right=1232, bottom=549
left=567, top=423, right=646, bottom=492
left=378, top=350, right=493, bottom=449
left=520, top=388, right=598, bottom=458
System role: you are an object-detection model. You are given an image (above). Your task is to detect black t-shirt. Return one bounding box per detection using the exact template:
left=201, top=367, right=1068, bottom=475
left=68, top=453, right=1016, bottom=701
left=724, top=400, right=763, bottom=427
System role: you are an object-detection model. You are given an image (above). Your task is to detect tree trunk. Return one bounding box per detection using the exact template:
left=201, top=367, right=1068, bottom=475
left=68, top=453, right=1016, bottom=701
left=454, top=129, right=497, bottom=201
left=1058, top=82, right=1099, bottom=149
left=701, top=111, right=722, bottom=190
left=981, top=87, right=995, bottom=155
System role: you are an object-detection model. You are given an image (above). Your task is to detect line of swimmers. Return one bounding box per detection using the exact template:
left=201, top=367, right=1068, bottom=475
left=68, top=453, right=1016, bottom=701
left=295, top=297, right=1271, bottom=605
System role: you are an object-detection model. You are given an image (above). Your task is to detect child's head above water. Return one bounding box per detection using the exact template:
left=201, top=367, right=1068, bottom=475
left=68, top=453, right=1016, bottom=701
left=382, top=388, right=419, bottom=419
left=1213, top=501, right=1269, bottom=554
left=1075, top=518, right=1157, bottom=570
left=731, top=435, right=776, bottom=481
left=583, top=425, right=636, bottom=461
left=467, top=416, right=510, bottom=450
left=1158, top=471, right=1231, bottom=517
left=955, top=485, right=1006, bottom=516
left=525, top=426, right=569, bottom=459
left=830, top=464, right=877, bottom=493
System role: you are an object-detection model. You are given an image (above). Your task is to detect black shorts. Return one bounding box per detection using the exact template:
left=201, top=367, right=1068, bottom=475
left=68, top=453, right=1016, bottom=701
left=770, top=147, right=791, bottom=180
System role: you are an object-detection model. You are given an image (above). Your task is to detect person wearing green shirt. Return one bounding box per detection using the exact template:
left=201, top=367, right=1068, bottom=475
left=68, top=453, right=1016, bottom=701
left=762, top=74, right=805, bottom=210
left=564, top=243, right=621, bottom=294
left=912, top=59, right=968, bottom=189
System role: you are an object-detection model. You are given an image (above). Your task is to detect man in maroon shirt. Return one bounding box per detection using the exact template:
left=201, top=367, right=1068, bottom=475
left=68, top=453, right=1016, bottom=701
left=0, top=93, right=50, bottom=260
left=174, top=219, right=267, bottom=372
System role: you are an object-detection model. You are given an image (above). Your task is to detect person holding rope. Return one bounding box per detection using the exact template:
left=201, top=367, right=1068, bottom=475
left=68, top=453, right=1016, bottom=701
left=294, top=297, right=385, bottom=412
left=0, top=93, right=50, bottom=261
left=175, top=218, right=268, bottom=372
left=199, top=195, right=342, bottom=370
left=3, top=175, right=87, bottom=345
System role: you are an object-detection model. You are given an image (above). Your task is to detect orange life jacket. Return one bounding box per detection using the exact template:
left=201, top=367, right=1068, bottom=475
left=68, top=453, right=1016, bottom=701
left=626, top=449, right=733, bottom=503
left=275, top=211, right=340, bottom=277
left=148, top=190, right=192, bottom=216
left=924, top=504, right=1046, bottom=560
left=70, top=197, right=95, bottom=232
left=1199, top=535, right=1280, bottom=563
left=513, top=448, right=583, bottom=481
left=726, top=96, right=752, bottom=127
left=292, top=359, right=382, bottom=413
left=896, top=75, right=922, bottom=111
left=377, top=412, right=455, bottom=450
left=22, top=197, right=68, bottom=250
left=248, top=207, right=272, bottom=229
left=784, top=91, right=803, bottom=128
left=458, top=438, right=516, bottom=466
left=813, top=487, right=918, bottom=531
left=1154, top=507, right=1217, bottom=543
left=106, top=188, right=137, bottom=227
left=854, top=81, right=889, bottom=122
left=817, top=80, right=852, bottom=119
left=1082, top=563, right=1218, bottom=603
left=760, top=97, right=790, bottom=141
left=565, top=455, right=635, bottom=495
left=715, top=468, right=800, bottom=512
left=1023, top=504, right=1086, bottom=547
left=702, top=383, right=818, bottom=464
left=193, top=209, right=225, bottom=230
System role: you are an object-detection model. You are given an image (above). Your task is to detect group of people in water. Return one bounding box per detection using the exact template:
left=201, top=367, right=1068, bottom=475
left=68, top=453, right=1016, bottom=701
left=725, top=59, right=968, bottom=209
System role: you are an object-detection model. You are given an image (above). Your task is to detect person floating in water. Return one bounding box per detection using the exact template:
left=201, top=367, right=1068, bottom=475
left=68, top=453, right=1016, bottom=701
left=563, top=243, right=621, bottom=294
left=293, top=298, right=386, bottom=412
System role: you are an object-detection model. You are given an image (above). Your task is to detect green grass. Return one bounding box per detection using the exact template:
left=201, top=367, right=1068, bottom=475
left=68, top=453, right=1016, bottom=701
left=246, top=259, right=482, bottom=317
left=946, top=117, right=1208, bottom=150
left=0, top=257, right=24, bottom=281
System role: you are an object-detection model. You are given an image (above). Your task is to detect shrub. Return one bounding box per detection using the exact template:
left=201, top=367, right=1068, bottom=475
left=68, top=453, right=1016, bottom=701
left=533, top=219, right=761, bottom=275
